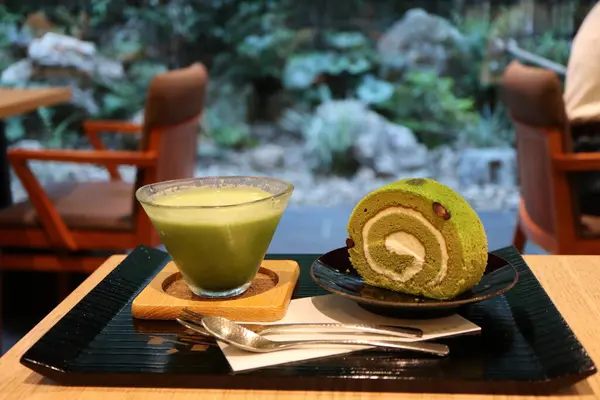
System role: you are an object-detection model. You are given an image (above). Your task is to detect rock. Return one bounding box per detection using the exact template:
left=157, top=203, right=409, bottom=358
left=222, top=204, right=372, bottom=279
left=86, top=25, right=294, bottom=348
left=28, top=32, right=95, bottom=71
left=303, top=100, right=369, bottom=173
left=336, top=101, right=428, bottom=176
left=372, top=123, right=428, bottom=174
left=457, top=147, right=517, bottom=187
left=355, top=167, right=376, bottom=181
left=94, top=56, right=126, bottom=81
left=1, top=59, right=33, bottom=82
left=278, top=105, right=312, bottom=137
left=10, top=139, right=43, bottom=150
left=3, top=22, right=33, bottom=47
left=251, top=123, right=278, bottom=142
left=28, top=32, right=124, bottom=80
left=377, top=8, right=466, bottom=76
left=428, top=145, right=459, bottom=177
left=304, top=100, right=428, bottom=176
left=249, top=144, right=285, bottom=171
left=129, top=110, right=145, bottom=125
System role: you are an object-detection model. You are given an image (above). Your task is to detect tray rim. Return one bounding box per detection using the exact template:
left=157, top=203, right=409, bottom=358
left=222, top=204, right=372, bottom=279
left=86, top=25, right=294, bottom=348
left=19, top=246, right=598, bottom=394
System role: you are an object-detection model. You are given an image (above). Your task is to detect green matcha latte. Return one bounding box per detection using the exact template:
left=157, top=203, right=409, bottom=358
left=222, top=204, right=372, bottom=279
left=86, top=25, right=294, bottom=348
left=137, top=177, right=292, bottom=298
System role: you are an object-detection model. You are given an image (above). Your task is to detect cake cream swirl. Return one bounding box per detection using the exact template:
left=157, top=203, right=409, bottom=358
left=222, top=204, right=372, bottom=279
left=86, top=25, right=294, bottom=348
left=361, top=206, right=449, bottom=286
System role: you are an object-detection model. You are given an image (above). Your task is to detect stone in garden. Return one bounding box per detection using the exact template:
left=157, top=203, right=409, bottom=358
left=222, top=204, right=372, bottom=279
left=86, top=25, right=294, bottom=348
left=457, top=147, right=516, bottom=187
left=377, top=8, right=466, bottom=76
left=373, top=123, right=428, bottom=174
left=346, top=106, right=428, bottom=175
left=303, top=100, right=368, bottom=171
left=249, top=144, right=286, bottom=171
left=10, top=139, right=43, bottom=150
left=428, top=145, right=459, bottom=177
left=28, top=32, right=124, bottom=80
left=129, top=110, right=145, bottom=125
left=304, top=100, right=428, bottom=176
left=28, top=32, right=95, bottom=71
left=1, top=59, right=33, bottom=82
left=94, top=56, right=126, bottom=80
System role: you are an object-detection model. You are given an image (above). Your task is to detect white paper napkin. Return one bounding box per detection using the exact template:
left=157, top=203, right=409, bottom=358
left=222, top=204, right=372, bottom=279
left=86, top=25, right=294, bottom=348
left=218, top=294, right=481, bottom=372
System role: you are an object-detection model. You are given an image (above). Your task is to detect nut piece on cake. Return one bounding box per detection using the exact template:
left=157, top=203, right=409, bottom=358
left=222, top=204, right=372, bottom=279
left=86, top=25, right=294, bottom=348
left=346, top=178, right=488, bottom=300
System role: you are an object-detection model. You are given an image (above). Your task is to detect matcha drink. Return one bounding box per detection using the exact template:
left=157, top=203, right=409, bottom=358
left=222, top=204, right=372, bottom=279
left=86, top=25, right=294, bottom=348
left=147, top=186, right=285, bottom=297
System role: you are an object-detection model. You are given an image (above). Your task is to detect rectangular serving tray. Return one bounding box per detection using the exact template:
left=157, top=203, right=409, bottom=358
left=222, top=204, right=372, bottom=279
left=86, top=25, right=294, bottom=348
left=20, top=246, right=596, bottom=395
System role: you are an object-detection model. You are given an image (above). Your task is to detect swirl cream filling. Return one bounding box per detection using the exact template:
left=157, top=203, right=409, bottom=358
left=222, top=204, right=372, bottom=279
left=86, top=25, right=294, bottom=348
left=362, top=206, right=449, bottom=285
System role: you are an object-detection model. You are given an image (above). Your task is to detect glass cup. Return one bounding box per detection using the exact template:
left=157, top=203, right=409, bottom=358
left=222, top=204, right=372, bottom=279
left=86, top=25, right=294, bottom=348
left=136, top=176, right=293, bottom=298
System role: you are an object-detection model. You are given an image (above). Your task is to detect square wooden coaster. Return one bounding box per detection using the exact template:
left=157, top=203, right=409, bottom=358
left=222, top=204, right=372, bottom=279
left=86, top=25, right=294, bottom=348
left=132, top=260, right=300, bottom=322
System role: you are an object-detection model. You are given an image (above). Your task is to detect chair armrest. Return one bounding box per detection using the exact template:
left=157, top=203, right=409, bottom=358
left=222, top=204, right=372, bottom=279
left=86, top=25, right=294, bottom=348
left=7, top=148, right=156, bottom=250
left=553, top=153, right=600, bottom=171
left=83, top=120, right=142, bottom=134
left=8, top=157, right=77, bottom=250
left=83, top=121, right=142, bottom=181
left=8, top=148, right=157, bottom=167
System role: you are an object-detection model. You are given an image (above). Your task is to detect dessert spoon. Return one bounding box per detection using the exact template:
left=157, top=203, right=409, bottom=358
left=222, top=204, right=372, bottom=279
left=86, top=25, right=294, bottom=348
left=179, top=308, right=422, bottom=338
left=195, top=315, right=449, bottom=356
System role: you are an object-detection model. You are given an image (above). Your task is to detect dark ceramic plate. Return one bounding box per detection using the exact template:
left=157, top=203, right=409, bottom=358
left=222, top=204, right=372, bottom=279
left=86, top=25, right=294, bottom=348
left=19, top=246, right=597, bottom=394
left=310, top=247, right=519, bottom=318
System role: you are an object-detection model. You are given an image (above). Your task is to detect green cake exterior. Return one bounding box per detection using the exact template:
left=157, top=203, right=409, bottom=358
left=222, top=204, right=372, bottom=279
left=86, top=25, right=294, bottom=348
left=347, top=178, right=488, bottom=300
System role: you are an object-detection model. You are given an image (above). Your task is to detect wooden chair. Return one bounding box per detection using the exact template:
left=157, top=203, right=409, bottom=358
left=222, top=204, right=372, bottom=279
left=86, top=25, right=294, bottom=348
left=0, top=63, right=208, bottom=272
left=502, top=60, right=600, bottom=254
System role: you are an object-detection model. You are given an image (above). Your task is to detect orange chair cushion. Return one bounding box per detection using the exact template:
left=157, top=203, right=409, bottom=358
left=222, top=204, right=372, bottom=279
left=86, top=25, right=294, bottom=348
left=0, top=181, right=134, bottom=231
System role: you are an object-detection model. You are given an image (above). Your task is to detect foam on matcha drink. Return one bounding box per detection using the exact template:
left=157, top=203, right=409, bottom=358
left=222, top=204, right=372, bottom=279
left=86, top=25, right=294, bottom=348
left=149, top=186, right=283, bottom=295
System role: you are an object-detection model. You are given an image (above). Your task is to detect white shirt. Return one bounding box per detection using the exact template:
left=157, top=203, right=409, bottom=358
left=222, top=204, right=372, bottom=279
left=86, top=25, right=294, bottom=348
left=564, top=3, right=600, bottom=123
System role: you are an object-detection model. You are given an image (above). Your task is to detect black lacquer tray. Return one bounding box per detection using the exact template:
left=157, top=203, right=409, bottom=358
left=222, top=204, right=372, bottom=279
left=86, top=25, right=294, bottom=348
left=20, top=246, right=596, bottom=394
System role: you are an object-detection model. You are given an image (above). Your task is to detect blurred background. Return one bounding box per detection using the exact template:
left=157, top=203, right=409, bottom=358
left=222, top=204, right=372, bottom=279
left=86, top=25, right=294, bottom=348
left=0, top=0, right=596, bottom=352
left=1, top=0, right=590, bottom=254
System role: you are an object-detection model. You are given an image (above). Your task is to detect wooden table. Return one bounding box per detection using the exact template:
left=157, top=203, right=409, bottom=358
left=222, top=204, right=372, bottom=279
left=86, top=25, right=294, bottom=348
left=1, top=255, right=600, bottom=399
left=0, top=87, right=72, bottom=208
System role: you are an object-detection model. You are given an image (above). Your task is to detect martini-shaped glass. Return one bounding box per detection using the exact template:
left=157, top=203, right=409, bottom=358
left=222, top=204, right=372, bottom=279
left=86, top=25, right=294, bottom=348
left=136, top=176, right=293, bottom=298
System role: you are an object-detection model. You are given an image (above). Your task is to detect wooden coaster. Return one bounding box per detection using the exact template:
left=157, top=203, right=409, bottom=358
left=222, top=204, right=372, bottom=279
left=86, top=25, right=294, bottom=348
left=132, top=260, right=300, bottom=322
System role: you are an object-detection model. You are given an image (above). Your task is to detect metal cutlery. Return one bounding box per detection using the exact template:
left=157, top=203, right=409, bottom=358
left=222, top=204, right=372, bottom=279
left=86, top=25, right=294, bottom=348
left=199, top=315, right=449, bottom=356
left=179, top=308, right=423, bottom=338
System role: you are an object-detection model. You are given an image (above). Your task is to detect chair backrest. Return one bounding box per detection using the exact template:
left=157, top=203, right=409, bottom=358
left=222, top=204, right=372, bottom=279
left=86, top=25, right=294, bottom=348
left=135, top=63, right=208, bottom=189
left=501, top=60, right=571, bottom=240
left=131, top=63, right=208, bottom=245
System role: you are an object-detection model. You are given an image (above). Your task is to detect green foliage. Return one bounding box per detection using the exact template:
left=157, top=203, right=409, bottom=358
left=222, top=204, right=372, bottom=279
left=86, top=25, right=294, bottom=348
left=460, top=103, right=514, bottom=148
left=282, top=30, right=375, bottom=101
left=451, top=14, right=492, bottom=98
left=210, top=0, right=304, bottom=82
left=94, top=61, right=167, bottom=119
left=300, top=100, right=367, bottom=175
left=303, top=110, right=357, bottom=175
left=0, top=5, right=23, bottom=47
left=203, top=115, right=254, bottom=149
left=521, top=32, right=571, bottom=67
left=0, top=1, right=580, bottom=156
left=277, top=105, right=312, bottom=136
left=0, top=4, right=22, bottom=71
left=5, top=116, right=25, bottom=142
left=356, top=75, right=394, bottom=104
left=37, top=107, right=83, bottom=148
left=377, top=71, right=478, bottom=148
left=203, top=81, right=256, bottom=149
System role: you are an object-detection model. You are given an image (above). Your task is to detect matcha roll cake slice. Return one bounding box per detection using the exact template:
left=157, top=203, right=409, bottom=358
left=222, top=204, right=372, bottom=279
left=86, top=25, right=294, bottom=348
left=347, top=178, right=488, bottom=300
